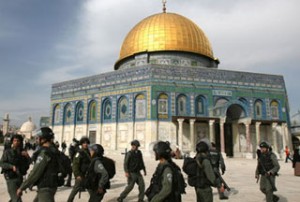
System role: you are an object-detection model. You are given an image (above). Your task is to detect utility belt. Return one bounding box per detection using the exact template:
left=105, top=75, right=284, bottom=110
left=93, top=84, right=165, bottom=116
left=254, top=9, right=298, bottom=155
left=3, top=170, right=19, bottom=180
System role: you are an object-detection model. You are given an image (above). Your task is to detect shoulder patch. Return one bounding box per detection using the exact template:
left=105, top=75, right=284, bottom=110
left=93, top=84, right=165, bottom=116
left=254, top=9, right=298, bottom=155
left=97, top=163, right=104, bottom=170
left=167, top=173, right=173, bottom=183
left=36, top=156, right=43, bottom=164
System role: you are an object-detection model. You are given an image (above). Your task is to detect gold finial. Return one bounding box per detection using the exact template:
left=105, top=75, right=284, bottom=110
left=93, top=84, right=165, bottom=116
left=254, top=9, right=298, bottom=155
left=162, top=0, right=167, bottom=13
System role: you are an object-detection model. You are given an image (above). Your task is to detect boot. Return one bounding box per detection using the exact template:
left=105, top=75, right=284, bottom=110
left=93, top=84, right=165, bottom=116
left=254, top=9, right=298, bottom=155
left=219, top=192, right=228, bottom=200
left=273, top=194, right=279, bottom=202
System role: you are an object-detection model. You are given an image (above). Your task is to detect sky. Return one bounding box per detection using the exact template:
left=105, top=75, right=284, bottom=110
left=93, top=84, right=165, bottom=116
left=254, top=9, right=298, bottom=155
left=0, top=0, right=299, bottom=126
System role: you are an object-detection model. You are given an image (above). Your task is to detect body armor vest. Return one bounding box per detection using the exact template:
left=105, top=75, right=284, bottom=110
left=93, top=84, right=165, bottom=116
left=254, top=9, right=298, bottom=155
left=128, top=150, right=143, bottom=172
left=36, top=147, right=59, bottom=188
left=79, top=150, right=91, bottom=174
left=258, top=152, right=274, bottom=174
left=209, top=149, right=220, bottom=168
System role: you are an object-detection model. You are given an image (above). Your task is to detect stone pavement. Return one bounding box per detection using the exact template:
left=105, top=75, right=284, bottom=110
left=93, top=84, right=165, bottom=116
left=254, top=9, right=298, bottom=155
left=1, top=146, right=300, bottom=202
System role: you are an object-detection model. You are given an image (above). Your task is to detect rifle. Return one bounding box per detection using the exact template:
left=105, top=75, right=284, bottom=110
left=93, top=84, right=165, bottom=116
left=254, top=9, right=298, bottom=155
left=121, top=148, right=127, bottom=155
left=257, top=150, right=277, bottom=191
left=214, top=169, right=231, bottom=192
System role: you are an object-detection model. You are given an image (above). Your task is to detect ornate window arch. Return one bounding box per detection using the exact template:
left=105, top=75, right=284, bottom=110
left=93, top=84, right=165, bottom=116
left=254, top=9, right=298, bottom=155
left=53, top=104, right=61, bottom=124
left=158, top=93, right=168, bottom=119
left=254, top=99, right=263, bottom=119
left=177, top=94, right=187, bottom=116
left=64, top=103, right=73, bottom=124
left=196, top=95, right=206, bottom=115
left=135, top=94, right=146, bottom=119
left=118, top=96, right=128, bottom=120
left=88, top=100, right=97, bottom=122
left=103, top=98, right=112, bottom=121
left=270, top=100, right=279, bottom=119
left=75, top=102, right=84, bottom=123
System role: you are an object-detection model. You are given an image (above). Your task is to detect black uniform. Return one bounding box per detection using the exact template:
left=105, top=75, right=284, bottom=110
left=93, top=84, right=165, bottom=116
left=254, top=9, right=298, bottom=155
left=0, top=146, right=31, bottom=202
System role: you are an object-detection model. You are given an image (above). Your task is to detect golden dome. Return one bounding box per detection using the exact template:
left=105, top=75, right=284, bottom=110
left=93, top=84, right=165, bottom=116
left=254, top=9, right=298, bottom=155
left=118, top=12, right=214, bottom=63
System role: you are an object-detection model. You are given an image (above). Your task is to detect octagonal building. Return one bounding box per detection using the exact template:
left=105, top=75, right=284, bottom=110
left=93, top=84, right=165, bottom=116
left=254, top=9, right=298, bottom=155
left=50, top=9, right=290, bottom=158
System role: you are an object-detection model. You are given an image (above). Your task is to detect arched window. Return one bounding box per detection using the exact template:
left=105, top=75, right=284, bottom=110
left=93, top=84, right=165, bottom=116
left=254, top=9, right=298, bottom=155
left=196, top=95, right=205, bottom=115
left=177, top=94, right=187, bottom=116
left=75, top=102, right=84, bottom=123
left=64, top=103, right=72, bottom=124
left=88, top=101, right=97, bottom=122
left=118, top=96, right=128, bottom=120
left=254, top=100, right=263, bottom=119
left=270, top=100, right=279, bottom=119
left=135, top=94, right=146, bottom=119
left=158, top=93, right=168, bottom=119
left=53, top=104, right=61, bottom=124
left=103, top=99, right=112, bottom=121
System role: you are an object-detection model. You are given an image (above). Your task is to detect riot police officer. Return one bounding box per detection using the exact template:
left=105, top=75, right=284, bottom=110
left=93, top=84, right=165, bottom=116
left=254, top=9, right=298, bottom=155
left=0, top=134, right=31, bottom=202
left=86, top=144, right=109, bottom=202
left=117, top=140, right=146, bottom=202
left=145, top=141, right=179, bottom=202
left=67, top=136, right=91, bottom=202
left=194, top=141, right=216, bottom=202
left=16, top=127, right=60, bottom=202
left=255, top=141, right=280, bottom=202
left=210, top=142, right=228, bottom=200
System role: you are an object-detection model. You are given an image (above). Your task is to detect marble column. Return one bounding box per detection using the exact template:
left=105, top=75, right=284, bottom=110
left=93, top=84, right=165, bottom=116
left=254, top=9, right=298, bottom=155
left=178, top=118, right=184, bottom=151
left=272, top=122, right=278, bottom=153
left=209, top=120, right=215, bottom=143
left=245, top=123, right=251, bottom=152
left=219, top=118, right=225, bottom=153
left=189, top=119, right=196, bottom=152
left=255, top=122, right=261, bottom=147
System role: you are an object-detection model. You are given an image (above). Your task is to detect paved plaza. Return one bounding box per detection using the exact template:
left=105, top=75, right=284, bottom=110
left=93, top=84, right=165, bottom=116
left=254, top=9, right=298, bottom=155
left=1, top=146, right=299, bottom=202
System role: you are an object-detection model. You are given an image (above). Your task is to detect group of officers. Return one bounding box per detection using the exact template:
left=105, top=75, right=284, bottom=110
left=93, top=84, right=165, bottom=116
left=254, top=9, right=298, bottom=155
left=0, top=126, right=280, bottom=202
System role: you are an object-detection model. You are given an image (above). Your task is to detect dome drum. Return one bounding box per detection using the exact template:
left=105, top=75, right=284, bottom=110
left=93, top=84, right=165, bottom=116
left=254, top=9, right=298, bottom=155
left=115, top=51, right=219, bottom=70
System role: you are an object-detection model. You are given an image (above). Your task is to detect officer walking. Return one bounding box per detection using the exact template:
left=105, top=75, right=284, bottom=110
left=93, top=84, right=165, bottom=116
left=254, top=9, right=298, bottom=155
left=16, top=127, right=60, bottom=202
left=67, top=136, right=91, bottom=202
left=255, top=141, right=280, bottom=202
left=210, top=142, right=228, bottom=200
left=0, top=134, right=31, bottom=202
left=117, top=140, right=146, bottom=202
left=194, top=141, right=216, bottom=202
left=86, top=144, right=109, bottom=202
left=145, top=141, right=178, bottom=202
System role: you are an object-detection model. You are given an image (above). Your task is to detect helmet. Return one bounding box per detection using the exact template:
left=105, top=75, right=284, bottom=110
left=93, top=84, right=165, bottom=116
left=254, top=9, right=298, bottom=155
left=196, top=141, right=209, bottom=153
left=131, top=140, right=140, bottom=147
left=89, top=144, right=104, bottom=157
left=153, top=141, right=172, bottom=160
left=35, top=127, right=54, bottom=141
left=79, top=136, right=90, bottom=145
left=259, top=141, right=270, bottom=149
left=10, top=134, right=24, bottom=144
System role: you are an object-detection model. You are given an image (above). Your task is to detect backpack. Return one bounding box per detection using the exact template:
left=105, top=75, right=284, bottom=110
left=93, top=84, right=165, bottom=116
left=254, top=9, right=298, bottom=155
left=56, top=151, right=70, bottom=187
left=102, top=156, right=116, bottom=179
left=84, top=156, right=116, bottom=190
left=168, top=161, right=186, bottom=200
left=183, top=156, right=212, bottom=188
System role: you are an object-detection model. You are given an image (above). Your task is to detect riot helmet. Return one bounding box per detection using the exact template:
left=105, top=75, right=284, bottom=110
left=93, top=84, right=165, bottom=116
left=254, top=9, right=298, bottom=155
left=131, top=140, right=140, bottom=147
left=89, top=144, right=104, bottom=157
left=79, top=136, right=90, bottom=145
left=259, top=141, right=270, bottom=149
left=153, top=141, right=172, bottom=160
left=196, top=141, right=209, bottom=153
left=35, top=127, right=54, bottom=141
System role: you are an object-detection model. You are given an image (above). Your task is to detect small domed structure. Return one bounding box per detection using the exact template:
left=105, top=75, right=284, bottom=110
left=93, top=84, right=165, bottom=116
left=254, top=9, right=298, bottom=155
left=19, top=117, right=37, bottom=139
